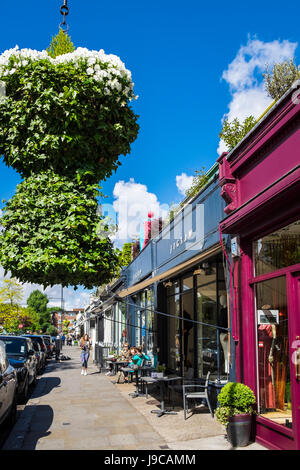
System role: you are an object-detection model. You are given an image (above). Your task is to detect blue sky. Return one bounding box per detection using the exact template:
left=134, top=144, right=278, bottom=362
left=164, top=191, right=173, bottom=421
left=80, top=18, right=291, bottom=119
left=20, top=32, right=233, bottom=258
left=0, top=0, right=299, bottom=307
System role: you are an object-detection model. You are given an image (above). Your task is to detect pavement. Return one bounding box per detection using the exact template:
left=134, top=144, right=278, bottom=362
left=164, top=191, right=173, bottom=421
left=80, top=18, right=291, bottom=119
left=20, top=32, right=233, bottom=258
left=2, top=346, right=266, bottom=451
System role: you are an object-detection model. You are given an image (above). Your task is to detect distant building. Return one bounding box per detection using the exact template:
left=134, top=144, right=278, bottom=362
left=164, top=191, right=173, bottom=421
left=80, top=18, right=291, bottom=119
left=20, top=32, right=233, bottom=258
left=64, top=308, right=84, bottom=331
left=52, top=308, right=84, bottom=333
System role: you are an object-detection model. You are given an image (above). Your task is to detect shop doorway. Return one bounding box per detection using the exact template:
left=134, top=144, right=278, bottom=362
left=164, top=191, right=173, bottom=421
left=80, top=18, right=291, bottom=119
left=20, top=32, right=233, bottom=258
left=254, top=270, right=300, bottom=449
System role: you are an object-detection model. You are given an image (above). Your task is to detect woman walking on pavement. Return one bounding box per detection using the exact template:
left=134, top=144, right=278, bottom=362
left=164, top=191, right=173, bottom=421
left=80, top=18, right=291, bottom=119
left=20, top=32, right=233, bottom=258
left=80, top=334, right=91, bottom=376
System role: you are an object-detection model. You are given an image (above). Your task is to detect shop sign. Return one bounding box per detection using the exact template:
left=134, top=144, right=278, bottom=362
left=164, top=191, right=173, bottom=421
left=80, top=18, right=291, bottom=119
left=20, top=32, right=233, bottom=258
left=257, top=309, right=279, bottom=325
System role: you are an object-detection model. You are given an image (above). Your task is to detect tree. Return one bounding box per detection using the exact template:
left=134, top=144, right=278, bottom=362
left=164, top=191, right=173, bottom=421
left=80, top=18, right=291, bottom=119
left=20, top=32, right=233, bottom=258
left=121, top=243, right=132, bottom=267
left=27, top=290, right=48, bottom=314
left=0, top=303, right=39, bottom=334
left=263, top=59, right=300, bottom=101
left=62, top=319, right=70, bottom=335
left=46, top=325, right=58, bottom=336
left=27, top=290, right=51, bottom=330
left=219, top=116, right=256, bottom=151
left=0, top=278, right=23, bottom=306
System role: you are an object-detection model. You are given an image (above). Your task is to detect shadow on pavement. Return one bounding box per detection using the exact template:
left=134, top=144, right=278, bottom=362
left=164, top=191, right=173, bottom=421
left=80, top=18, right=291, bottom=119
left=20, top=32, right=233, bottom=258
left=32, top=376, right=61, bottom=400
left=22, top=404, right=54, bottom=450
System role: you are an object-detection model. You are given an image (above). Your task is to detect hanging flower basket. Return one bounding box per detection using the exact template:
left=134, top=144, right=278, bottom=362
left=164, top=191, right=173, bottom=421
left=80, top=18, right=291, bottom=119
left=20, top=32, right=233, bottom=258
left=0, top=46, right=139, bottom=181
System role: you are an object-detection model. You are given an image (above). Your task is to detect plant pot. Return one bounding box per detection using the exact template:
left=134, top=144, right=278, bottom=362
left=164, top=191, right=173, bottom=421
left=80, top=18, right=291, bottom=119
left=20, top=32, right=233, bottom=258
left=227, top=414, right=252, bottom=447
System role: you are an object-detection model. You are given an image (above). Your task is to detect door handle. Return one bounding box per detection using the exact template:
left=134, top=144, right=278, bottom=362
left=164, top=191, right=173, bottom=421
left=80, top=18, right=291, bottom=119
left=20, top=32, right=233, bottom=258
left=296, top=347, right=300, bottom=382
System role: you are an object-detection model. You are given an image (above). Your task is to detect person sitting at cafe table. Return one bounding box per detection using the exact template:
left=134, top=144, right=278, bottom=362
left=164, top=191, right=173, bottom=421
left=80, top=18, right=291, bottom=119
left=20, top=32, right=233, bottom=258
left=119, top=342, right=130, bottom=361
left=129, top=346, right=150, bottom=368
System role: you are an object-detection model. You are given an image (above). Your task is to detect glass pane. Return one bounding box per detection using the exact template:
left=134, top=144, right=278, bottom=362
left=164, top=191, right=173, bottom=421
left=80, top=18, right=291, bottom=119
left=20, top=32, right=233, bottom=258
left=146, top=288, right=154, bottom=306
left=197, top=285, right=217, bottom=378
left=196, top=262, right=217, bottom=286
left=167, top=294, right=180, bottom=373
left=256, top=277, right=292, bottom=429
left=182, top=275, right=193, bottom=291
left=146, top=306, right=155, bottom=362
left=254, top=220, right=300, bottom=276
left=141, top=310, right=146, bottom=351
left=166, top=279, right=180, bottom=296
left=182, top=291, right=194, bottom=374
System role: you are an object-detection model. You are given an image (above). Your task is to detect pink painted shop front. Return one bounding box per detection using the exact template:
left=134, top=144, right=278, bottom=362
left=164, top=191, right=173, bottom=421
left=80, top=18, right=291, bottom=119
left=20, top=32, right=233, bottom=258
left=218, top=86, right=300, bottom=450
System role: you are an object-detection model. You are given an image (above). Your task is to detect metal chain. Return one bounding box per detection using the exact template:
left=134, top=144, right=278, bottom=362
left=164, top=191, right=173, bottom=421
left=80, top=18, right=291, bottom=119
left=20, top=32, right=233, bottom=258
left=60, top=0, right=70, bottom=33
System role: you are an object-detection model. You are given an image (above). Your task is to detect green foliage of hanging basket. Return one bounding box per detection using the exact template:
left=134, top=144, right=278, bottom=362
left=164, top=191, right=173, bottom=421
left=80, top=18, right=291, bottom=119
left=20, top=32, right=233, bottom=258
left=0, top=46, right=139, bottom=181
left=0, top=171, right=121, bottom=289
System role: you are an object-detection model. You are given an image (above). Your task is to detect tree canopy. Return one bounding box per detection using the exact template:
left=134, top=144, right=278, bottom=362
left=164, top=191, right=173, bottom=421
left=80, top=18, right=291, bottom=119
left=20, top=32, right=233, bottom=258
left=0, top=278, right=23, bottom=305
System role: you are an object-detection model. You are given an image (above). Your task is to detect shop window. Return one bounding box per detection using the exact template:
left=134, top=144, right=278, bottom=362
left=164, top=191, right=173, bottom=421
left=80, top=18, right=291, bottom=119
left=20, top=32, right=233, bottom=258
left=167, top=294, right=180, bottom=373
left=254, top=220, right=300, bottom=276
left=255, top=277, right=292, bottom=429
left=182, top=291, right=194, bottom=372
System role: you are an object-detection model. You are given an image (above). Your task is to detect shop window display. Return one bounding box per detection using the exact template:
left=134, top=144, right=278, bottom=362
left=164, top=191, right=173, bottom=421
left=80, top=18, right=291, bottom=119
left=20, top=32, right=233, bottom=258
left=254, top=220, right=300, bottom=276
left=133, top=289, right=156, bottom=360
left=255, top=277, right=292, bottom=428
left=165, top=255, right=229, bottom=380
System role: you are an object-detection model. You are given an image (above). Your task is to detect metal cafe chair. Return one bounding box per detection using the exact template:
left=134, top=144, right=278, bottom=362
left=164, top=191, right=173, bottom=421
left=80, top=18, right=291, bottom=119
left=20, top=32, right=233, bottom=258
left=167, top=367, right=194, bottom=407
left=182, top=371, right=213, bottom=420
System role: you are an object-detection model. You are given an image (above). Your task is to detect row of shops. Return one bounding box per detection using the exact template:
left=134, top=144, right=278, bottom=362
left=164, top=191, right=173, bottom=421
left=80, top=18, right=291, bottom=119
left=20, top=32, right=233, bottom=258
left=80, top=85, right=300, bottom=450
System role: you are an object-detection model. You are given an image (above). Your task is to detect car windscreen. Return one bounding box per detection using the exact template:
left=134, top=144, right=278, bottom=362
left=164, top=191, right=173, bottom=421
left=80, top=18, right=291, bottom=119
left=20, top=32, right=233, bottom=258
left=1, top=338, right=27, bottom=355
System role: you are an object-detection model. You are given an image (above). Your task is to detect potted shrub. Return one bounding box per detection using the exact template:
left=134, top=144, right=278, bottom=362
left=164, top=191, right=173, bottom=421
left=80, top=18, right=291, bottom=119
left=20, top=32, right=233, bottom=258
left=156, top=364, right=166, bottom=378
left=215, top=382, right=256, bottom=447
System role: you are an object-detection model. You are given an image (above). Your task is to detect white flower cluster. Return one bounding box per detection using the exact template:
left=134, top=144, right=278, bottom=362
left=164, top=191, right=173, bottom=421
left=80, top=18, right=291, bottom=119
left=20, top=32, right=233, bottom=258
left=0, top=46, right=137, bottom=101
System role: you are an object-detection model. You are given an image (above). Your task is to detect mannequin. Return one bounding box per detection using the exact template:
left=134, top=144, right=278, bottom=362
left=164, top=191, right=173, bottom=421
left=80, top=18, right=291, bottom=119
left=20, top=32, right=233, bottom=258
left=219, top=295, right=229, bottom=374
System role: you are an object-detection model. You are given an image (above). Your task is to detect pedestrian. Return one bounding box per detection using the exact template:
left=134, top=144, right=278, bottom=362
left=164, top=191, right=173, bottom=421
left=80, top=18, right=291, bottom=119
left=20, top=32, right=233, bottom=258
left=62, top=334, right=65, bottom=346
left=80, top=334, right=92, bottom=376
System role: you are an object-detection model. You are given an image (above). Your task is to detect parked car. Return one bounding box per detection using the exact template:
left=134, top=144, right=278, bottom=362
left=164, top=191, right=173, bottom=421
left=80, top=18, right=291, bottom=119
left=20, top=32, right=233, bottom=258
left=51, top=336, right=58, bottom=354
left=41, top=336, right=53, bottom=359
left=42, top=335, right=54, bottom=356
left=22, top=335, right=47, bottom=367
left=30, top=341, right=44, bottom=375
left=0, top=336, right=37, bottom=403
left=0, top=340, right=17, bottom=427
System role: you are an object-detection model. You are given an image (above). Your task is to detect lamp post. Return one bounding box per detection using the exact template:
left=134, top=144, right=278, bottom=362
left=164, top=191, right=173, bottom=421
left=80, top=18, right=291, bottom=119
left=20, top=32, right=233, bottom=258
left=48, top=285, right=65, bottom=334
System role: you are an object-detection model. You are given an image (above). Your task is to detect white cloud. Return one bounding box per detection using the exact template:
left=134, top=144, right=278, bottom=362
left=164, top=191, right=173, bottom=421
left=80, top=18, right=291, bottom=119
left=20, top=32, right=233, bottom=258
left=218, top=37, right=298, bottom=154
left=111, top=178, right=169, bottom=245
left=176, top=172, right=194, bottom=196
left=0, top=267, right=91, bottom=311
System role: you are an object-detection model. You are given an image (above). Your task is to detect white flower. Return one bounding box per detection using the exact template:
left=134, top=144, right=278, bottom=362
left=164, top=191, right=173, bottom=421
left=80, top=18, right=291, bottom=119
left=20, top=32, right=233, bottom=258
left=0, top=45, right=135, bottom=93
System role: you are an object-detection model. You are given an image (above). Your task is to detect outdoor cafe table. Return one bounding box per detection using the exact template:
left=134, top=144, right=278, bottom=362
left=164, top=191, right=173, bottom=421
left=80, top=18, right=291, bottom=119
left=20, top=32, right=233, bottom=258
left=124, top=365, right=155, bottom=398
left=150, top=376, right=183, bottom=417
left=114, top=360, right=129, bottom=374
left=104, top=359, right=115, bottom=375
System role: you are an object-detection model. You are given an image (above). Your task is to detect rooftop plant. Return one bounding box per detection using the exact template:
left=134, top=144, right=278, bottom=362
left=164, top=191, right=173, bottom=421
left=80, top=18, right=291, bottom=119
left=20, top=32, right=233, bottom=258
left=219, top=116, right=256, bottom=152
left=263, top=59, right=300, bottom=101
